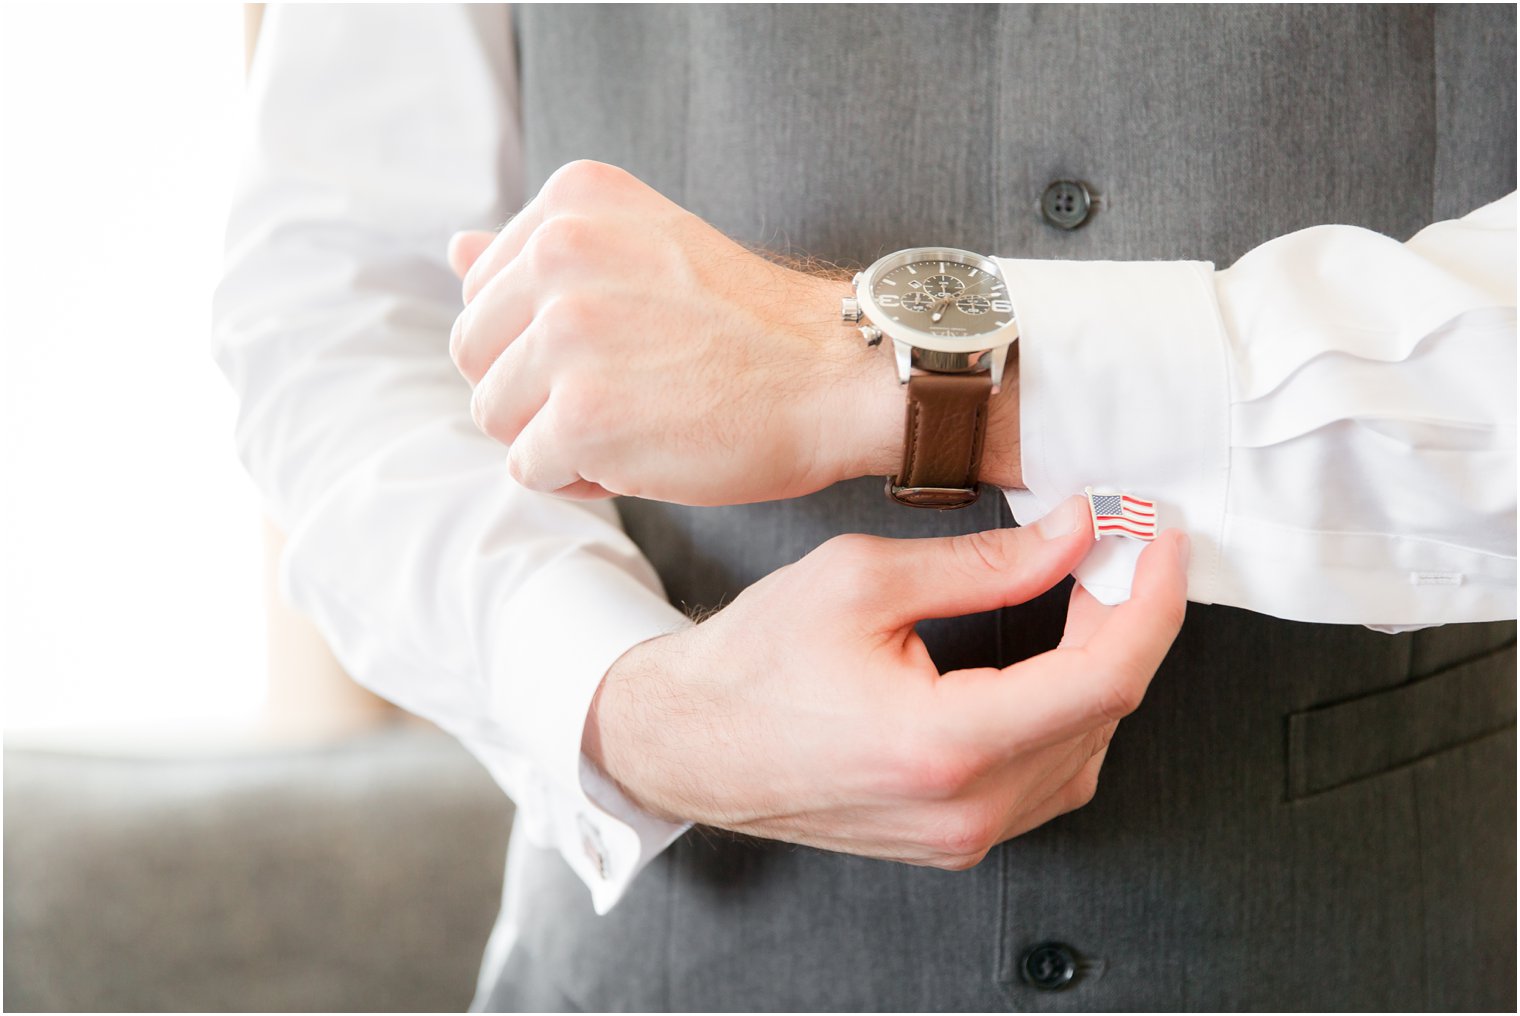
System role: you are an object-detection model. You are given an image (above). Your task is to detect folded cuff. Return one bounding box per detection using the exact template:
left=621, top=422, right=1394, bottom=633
left=494, top=550, right=692, bottom=913
left=993, top=258, right=1230, bottom=605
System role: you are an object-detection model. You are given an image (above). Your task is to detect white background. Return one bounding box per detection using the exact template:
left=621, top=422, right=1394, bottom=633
left=1, top=3, right=266, bottom=734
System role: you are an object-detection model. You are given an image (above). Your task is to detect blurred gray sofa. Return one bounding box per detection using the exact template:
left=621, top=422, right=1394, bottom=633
left=4, top=726, right=513, bottom=1012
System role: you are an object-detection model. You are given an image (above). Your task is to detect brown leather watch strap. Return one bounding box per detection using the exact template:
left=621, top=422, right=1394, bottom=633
left=889, top=372, right=993, bottom=509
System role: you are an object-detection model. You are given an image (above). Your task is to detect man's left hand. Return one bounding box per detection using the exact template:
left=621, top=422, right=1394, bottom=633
left=448, top=160, right=1018, bottom=504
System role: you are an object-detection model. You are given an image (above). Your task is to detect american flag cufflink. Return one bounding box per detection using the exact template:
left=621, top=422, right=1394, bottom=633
left=1084, top=486, right=1157, bottom=541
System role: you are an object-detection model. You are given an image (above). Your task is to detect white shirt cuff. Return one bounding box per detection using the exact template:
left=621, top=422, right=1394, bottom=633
left=494, top=550, right=693, bottom=914
left=993, top=257, right=1230, bottom=606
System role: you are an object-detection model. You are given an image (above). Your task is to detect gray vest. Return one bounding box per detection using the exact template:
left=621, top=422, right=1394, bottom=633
left=487, top=6, right=1517, bottom=1010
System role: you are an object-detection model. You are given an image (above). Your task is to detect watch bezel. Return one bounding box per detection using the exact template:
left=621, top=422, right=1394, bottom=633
left=855, top=246, right=1019, bottom=355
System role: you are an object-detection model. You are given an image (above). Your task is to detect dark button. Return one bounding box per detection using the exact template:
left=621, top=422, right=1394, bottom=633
left=1040, top=180, right=1092, bottom=230
left=1020, top=941, right=1079, bottom=991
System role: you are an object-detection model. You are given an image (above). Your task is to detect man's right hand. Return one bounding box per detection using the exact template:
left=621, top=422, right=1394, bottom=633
left=582, top=496, right=1190, bottom=869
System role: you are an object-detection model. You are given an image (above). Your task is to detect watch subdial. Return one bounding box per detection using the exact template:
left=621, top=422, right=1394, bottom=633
left=955, top=295, right=991, bottom=315
left=923, top=274, right=965, bottom=298
left=899, top=291, right=934, bottom=312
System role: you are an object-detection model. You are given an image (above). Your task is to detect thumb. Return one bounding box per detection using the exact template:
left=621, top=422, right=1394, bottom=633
left=871, top=495, right=1093, bottom=627
left=447, top=229, right=497, bottom=281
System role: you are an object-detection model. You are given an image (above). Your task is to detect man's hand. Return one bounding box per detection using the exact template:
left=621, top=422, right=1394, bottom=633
left=582, top=497, right=1189, bottom=867
left=447, top=160, right=1019, bottom=505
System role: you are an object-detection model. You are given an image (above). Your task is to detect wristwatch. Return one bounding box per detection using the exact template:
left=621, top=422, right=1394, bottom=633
left=841, top=247, right=1018, bottom=509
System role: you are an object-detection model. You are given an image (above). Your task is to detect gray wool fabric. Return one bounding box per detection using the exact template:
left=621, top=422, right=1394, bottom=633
left=485, top=5, right=1517, bottom=1011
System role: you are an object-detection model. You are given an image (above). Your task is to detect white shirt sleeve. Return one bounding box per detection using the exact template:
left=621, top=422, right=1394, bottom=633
left=211, top=4, right=687, bottom=914
left=998, top=193, right=1517, bottom=628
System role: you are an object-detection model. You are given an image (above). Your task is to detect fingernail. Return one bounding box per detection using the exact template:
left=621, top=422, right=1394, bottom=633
left=1033, top=495, right=1086, bottom=541
left=1176, top=532, right=1192, bottom=569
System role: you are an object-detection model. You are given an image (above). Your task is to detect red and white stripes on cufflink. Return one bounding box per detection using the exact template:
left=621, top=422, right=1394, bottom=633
left=1084, top=486, right=1157, bottom=541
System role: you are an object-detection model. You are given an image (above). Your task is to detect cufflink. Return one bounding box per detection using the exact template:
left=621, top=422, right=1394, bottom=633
left=577, top=813, right=609, bottom=881
left=1084, top=487, right=1157, bottom=541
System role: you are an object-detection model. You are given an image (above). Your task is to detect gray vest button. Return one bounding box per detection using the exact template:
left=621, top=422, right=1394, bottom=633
left=1020, top=941, right=1079, bottom=990
left=1040, top=180, right=1093, bottom=229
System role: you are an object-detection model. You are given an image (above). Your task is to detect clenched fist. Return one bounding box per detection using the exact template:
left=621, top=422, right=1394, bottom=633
left=448, top=160, right=1019, bottom=505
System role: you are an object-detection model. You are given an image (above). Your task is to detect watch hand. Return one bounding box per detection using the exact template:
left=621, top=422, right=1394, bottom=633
left=957, top=274, right=997, bottom=297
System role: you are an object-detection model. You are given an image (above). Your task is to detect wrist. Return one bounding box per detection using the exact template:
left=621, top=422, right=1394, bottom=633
left=823, top=307, right=1023, bottom=491
left=792, top=271, right=1024, bottom=493
left=581, top=634, right=687, bottom=823
left=797, top=276, right=901, bottom=483
left=982, top=346, right=1022, bottom=489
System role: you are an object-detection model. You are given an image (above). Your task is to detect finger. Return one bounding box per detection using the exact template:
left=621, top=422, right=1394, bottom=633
left=461, top=204, right=545, bottom=305
left=451, top=263, right=538, bottom=384
left=1058, top=581, right=1110, bottom=649
left=447, top=229, right=497, bottom=280
left=1075, top=528, right=1190, bottom=695
left=909, top=724, right=1111, bottom=867
left=503, top=394, right=586, bottom=494
left=990, top=721, right=1106, bottom=808
left=946, top=529, right=1189, bottom=751
left=469, top=331, right=549, bottom=447
left=550, top=478, right=616, bottom=500
left=998, top=738, right=1112, bottom=842
left=461, top=160, right=636, bottom=304
left=866, top=495, right=1094, bottom=628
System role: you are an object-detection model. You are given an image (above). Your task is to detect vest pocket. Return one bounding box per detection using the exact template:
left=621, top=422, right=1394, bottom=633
left=1286, top=643, right=1517, bottom=799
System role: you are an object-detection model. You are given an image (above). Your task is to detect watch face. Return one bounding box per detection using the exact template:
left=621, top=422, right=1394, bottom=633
left=867, top=253, right=1013, bottom=340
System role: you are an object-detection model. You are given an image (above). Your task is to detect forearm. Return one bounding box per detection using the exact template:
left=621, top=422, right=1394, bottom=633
left=999, top=192, right=1516, bottom=625
left=215, top=4, right=690, bottom=912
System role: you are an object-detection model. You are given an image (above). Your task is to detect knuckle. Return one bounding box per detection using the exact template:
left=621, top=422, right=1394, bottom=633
left=809, top=534, right=890, bottom=607
left=1090, top=722, right=1117, bottom=754
left=452, top=322, right=489, bottom=382
left=936, top=850, right=991, bottom=872
left=1137, top=583, right=1188, bottom=640
left=894, top=732, right=985, bottom=800
left=538, top=291, right=600, bottom=338
left=929, top=805, right=998, bottom=864
left=460, top=255, right=492, bottom=306
left=473, top=396, right=514, bottom=445
left=468, top=383, right=492, bottom=425
left=505, top=446, right=530, bottom=486
left=816, top=531, right=876, bottom=558
left=551, top=386, right=603, bottom=445
left=543, top=159, right=628, bottom=205
left=469, top=389, right=490, bottom=433
left=954, top=528, right=1020, bottom=575
left=448, top=314, right=466, bottom=364
left=1095, top=661, right=1148, bottom=722
left=1160, top=597, right=1188, bottom=636
left=506, top=444, right=547, bottom=491
left=1049, top=771, right=1101, bottom=821
left=530, top=214, right=596, bottom=269
left=811, top=532, right=880, bottom=574
left=1071, top=768, right=1101, bottom=809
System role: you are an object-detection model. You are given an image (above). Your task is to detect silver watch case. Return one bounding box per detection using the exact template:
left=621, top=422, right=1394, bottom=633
left=850, top=247, right=1018, bottom=390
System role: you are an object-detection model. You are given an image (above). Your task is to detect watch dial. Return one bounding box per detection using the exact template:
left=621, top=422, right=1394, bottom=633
left=870, top=258, right=1012, bottom=337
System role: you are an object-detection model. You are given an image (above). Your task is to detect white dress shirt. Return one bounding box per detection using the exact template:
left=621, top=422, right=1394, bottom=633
left=212, top=7, right=1516, bottom=974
